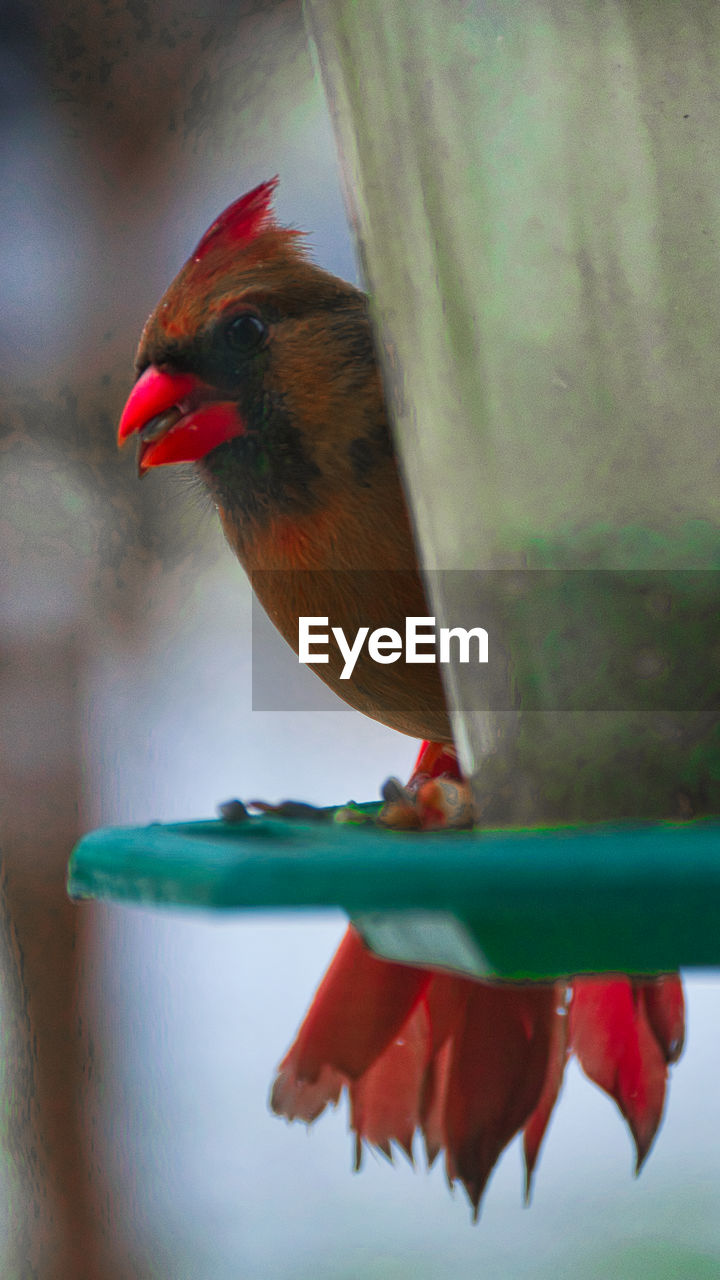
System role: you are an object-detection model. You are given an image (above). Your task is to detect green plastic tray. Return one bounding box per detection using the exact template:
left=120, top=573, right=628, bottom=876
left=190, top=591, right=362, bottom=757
left=67, top=809, right=720, bottom=980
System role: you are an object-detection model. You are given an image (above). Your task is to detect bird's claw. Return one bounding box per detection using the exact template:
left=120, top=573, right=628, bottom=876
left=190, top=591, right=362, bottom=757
left=379, top=772, right=476, bottom=830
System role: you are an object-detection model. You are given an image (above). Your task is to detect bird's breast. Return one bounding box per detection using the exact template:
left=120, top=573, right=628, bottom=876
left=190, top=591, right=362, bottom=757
left=220, top=501, right=452, bottom=742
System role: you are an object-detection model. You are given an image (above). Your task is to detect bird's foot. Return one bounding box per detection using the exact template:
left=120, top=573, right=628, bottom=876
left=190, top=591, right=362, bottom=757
left=377, top=775, right=476, bottom=830
left=378, top=740, right=476, bottom=831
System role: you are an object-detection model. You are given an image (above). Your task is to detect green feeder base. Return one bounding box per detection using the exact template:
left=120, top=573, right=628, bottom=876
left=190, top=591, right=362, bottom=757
left=67, top=808, right=720, bottom=980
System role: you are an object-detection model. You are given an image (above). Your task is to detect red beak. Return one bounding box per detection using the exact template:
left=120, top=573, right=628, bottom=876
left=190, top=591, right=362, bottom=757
left=117, top=365, right=245, bottom=474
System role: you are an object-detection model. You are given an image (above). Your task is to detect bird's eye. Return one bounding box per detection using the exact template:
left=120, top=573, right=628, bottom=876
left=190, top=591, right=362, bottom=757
left=223, top=312, right=267, bottom=354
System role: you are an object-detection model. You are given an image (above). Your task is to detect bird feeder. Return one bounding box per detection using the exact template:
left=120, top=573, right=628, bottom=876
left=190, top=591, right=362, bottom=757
left=70, top=1, right=720, bottom=975
left=304, top=0, right=720, bottom=823
left=68, top=808, right=720, bottom=979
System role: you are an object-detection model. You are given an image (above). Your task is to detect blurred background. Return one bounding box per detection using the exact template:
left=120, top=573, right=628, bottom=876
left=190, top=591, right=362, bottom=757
left=0, top=1, right=718, bottom=1276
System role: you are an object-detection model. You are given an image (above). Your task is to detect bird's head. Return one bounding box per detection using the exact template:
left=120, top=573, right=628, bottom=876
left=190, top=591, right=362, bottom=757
left=117, top=178, right=391, bottom=540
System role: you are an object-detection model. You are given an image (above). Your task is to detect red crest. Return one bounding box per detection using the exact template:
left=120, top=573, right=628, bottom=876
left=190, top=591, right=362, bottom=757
left=192, top=177, right=280, bottom=261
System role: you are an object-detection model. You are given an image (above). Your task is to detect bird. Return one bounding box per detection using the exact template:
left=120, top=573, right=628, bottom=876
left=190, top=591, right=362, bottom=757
left=117, top=178, right=685, bottom=1216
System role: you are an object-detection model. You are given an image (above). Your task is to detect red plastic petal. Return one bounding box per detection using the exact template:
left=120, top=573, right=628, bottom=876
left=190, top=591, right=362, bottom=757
left=349, top=997, right=430, bottom=1167
left=523, top=984, right=571, bottom=1199
left=443, top=980, right=557, bottom=1217
left=271, top=926, right=430, bottom=1087
left=270, top=1061, right=344, bottom=1125
left=640, top=974, right=685, bottom=1064
left=570, top=975, right=669, bottom=1170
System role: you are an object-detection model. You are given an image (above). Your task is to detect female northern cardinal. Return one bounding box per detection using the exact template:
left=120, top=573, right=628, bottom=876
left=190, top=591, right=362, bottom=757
left=117, top=179, right=684, bottom=1215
